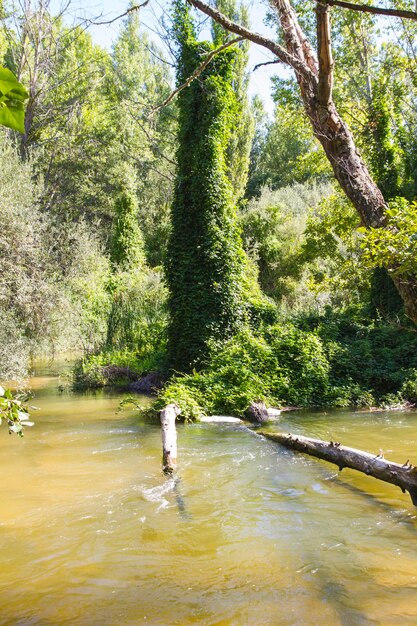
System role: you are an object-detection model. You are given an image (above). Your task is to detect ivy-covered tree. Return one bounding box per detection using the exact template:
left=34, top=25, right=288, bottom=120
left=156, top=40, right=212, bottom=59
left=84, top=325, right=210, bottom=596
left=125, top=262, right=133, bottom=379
left=211, top=0, right=254, bottom=202
left=110, top=186, right=145, bottom=271
left=166, top=0, right=248, bottom=372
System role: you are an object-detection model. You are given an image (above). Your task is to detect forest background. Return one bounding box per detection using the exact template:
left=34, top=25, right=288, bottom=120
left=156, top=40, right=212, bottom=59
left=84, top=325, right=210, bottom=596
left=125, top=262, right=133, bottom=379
left=1, top=0, right=417, bottom=420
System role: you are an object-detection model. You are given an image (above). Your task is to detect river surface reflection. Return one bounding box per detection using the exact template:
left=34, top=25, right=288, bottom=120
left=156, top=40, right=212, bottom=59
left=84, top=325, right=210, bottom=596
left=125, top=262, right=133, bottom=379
left=1, top=375, right=417, bottom=625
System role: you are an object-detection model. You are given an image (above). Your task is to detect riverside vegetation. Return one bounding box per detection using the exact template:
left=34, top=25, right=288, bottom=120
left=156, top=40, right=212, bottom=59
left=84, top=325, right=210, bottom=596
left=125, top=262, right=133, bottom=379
left=1, top=0, right=417, bottom=424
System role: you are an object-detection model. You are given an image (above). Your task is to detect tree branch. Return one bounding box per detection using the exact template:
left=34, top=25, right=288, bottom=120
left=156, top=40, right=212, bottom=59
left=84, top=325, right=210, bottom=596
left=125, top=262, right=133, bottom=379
left=316, top=2, right=334, bottom=106
left=151, top=36, right=243, bottom=114
left=86, top=1, right=150, bottom=26
left=187, top=0, right=316, bottom=80
left=315, top=0, right=417, bottom=22
left=252, top=59, right=281, bottom=72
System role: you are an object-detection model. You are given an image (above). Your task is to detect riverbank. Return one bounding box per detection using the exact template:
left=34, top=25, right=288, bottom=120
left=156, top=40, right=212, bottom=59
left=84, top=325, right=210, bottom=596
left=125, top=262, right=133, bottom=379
left=72, top=308, right=417, bottom=420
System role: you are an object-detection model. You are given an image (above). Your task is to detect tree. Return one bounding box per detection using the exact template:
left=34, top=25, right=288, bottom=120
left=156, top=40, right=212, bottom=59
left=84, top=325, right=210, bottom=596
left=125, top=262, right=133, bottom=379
left=212, top=0, right=254, bottom=202
left=188, top=0, right=417, bottom=325
left=165, top=0, right=248, bottom=372
left=110, top=9, right=176, bottom=265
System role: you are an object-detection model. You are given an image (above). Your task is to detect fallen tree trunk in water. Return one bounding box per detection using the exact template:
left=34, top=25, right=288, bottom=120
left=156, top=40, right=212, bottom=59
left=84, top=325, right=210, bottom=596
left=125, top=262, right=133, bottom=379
left=259, top=431, right=417, bottom=506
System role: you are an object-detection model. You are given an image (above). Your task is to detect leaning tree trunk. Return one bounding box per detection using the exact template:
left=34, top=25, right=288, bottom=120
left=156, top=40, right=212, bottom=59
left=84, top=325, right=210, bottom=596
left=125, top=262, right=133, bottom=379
left=260, top=431, right=417, bottom=506
left=275, top=0, right=417, bottom=325
left=301, top=83, right=417, bottom=323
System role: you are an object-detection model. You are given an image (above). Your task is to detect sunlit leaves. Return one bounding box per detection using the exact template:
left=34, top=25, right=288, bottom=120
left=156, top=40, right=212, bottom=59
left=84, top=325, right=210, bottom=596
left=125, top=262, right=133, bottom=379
left=0, top=67, right=28, bottom=133
left=359, top=198, right=417, bottom=276
left=0, top=386, right=34, bottom=436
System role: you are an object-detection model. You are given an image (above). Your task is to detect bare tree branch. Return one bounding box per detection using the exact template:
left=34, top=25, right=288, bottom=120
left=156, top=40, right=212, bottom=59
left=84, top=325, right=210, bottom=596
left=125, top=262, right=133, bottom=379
left=316, top=2, right=334, bottom=106
left=85, top=1, right=150, bottom=26
left=315, top=0, right=417, bottom=22
left=252, top=59, right=281, bottom=72
left=152, top=36, right=243, bottom=114
left=187, top=0, right=317, bottom=80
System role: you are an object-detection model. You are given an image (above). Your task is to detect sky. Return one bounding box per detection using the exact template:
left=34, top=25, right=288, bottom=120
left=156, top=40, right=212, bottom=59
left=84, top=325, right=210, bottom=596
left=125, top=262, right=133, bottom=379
left=50, top=0, right=286, bottom=116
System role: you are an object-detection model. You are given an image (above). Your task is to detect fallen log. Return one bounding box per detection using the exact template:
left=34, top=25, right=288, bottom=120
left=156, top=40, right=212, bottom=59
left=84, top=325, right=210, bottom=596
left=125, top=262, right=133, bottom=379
left=259, top=431, right=417, bottom=506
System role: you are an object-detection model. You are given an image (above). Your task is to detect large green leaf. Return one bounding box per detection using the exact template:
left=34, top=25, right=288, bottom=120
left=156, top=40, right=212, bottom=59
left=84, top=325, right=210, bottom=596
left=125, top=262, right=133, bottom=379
left=0, top=67, right=28, bottom=99
left=0, top=99, right=25, bottom=133
left=0, top=67, right=28, bottom=133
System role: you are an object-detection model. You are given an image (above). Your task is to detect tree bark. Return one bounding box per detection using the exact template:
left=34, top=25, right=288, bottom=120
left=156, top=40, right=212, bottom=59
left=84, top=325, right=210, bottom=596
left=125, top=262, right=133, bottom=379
left=260, top=431, right=417, bottom=506
left=160, top=404, right=181, bottom=473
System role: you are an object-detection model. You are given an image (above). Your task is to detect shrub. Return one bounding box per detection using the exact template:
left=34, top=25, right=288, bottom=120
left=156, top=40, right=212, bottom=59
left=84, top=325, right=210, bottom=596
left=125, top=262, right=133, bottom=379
left=401, top=370, right=417, bottom=404
left=300, top=307, right=417, bottom=405
left=151, top=323, right=331, bottom=419
left=240, top=182, right=333, bottom=305
left=147, top=308, right=417, bottom=420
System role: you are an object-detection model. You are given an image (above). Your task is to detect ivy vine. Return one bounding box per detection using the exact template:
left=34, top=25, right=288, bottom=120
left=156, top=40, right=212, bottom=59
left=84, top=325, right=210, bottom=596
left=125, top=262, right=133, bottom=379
left=165, top=1, right=248, bottom=372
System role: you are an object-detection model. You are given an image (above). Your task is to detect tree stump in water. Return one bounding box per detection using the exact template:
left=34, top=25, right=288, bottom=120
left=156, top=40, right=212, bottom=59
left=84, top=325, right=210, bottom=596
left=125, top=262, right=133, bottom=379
left=259, top=431, right=417, bottom=506
left=160, top=404, right=181, bottom=474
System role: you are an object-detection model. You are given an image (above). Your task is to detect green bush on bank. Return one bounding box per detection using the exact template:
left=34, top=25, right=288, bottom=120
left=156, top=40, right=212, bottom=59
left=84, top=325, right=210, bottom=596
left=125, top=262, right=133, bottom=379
left=297, top=307, right=417, bottom=407
left=74, top=300, right=417, bottom=416
left=150, top=308, right=417, bottom=419
left=73, top=341, right=167, bottom=389
left=153, top=322, right=330, bottom=420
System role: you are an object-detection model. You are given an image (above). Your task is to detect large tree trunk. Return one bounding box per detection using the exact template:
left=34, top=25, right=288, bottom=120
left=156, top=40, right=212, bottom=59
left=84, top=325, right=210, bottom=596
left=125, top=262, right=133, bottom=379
left=260, top=431, right=417, bottom=506
left=296, top=68, right=417, bottom=323
left=393, top=276, right=417, bottom=324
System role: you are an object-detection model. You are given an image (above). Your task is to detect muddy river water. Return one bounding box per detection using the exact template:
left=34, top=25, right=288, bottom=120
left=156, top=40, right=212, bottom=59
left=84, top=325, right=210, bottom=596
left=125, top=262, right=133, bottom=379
left=1, top=372, right=417, bottom=625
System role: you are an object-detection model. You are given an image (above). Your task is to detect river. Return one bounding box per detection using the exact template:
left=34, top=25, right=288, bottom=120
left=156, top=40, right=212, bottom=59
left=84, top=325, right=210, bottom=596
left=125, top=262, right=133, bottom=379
left=1, top=371, right=417, bottom=625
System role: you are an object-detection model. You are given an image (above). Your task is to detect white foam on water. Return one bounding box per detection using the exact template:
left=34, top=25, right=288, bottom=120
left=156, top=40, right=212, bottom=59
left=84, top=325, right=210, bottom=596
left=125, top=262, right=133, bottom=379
left=141, top=479, right=176, bottom=504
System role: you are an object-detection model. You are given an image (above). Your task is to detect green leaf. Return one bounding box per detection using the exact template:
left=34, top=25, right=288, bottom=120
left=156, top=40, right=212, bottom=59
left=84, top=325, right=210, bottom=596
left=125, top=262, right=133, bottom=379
left=0, top=67, right=29, bottom=99
left=0, top=99, right=25, bottom=133
left=0, top=67, right=28, bottom=133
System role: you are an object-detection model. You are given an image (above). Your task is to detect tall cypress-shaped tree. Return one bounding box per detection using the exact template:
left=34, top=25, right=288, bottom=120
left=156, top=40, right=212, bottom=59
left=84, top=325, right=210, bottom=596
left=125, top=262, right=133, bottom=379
left=166, top=0, right=247, bottom=372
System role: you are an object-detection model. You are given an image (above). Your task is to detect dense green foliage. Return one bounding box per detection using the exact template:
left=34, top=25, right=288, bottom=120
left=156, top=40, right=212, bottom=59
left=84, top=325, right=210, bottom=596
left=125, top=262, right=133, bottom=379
left=154, top=308, right=417, bottom=420
left=240, top=182, right=334, bottom=306
left=156, top=323, right=329, bottom=419
left=165, top=1, right=248, bottom=372
left=360, top=198, right=417, bottom=277
left=0, top=3, right=173, bottom=382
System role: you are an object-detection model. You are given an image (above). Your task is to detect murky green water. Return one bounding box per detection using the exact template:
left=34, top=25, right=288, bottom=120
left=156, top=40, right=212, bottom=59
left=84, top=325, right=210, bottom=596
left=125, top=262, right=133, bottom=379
left=1, top=375, right=417, bottom=625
